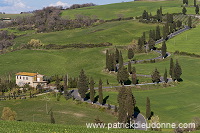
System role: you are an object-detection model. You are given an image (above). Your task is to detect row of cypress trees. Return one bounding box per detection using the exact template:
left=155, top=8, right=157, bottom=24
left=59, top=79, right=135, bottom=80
left=151, top=58, right=182, bottom=83
left=76, top=69, right=105, bottom=105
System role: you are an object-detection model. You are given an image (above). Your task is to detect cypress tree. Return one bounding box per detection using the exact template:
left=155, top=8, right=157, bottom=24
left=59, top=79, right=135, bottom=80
left=114, top=105, right=118, bottom=113
left=195, top=5, right=199, bottom=14
left=128, top=61, right=132, bottom=74
left=55, top=75, right=61, bottom=91
left=132, top=66, right=137, bottom=85
left=165, top=23, right=169, bottom=35
left=50, top=111, right=55, bottom=124
left=188, top=16, right=192, bottom=28
left=142, top=10, right=147, bottom=19
left=126, top=87, right=135, bottom=120
left=173, top=22, right=177, bottom=31
left=166, top=13, right=170, bottom=23
left=146, top=97, right=151, bottom=120
left=117, top=66, right=129, bottom=85
left=160, top=6, right=163, bottom=15
left=128, top=48, right=134, bottom=59
left=106, top=50, right=109, bottom=69
left=177, top=20, right=182, bottom=28
left=163, top=26, right=167, bottom=40
left=108, top=54, right=114, bottom=71
left=115, top=48, right=120, bottom=63
left=169, top=23, right=174, bottom=34
left=174, top=60, right=182, bottom=81
left=118, top=86, right=136, bottom=123
left=152, top=30, right=156, bottom=41
left=157, top=9, right=161, bottom=22
left=164, top=68, right=168, bottom=83
left=118, top=85, right=127, bottom=123
left=132, top=73, right=137, bottom=85
left=156, top=25, right=161, bottom=40
left=182, top=7, right=187, bottom=15
left=169, top=58, right=174, bottom=78
left=137, top=37, right=143, bottom=52
left=77, top=69, right=88, bottom=99
left=119, top=51, right=124, bottom=69
left=151, top=68, right=161, bottom=83
left=186, top=0, right=188, bottom=5
left=113, top=53, right=117, bottom=72
left=98, top=79, right=103, bottom=105
left=148, top=38, right=155, bottom=50
left=142, top=32, right=146, bottom=44
left=64, top=74, right=71, bottom=100
left=63, top=74, right=68, bottom=92
left=149, top=29, right=153, bottom=39
left=90, top=77, right=95, bottom=103
left=132, top=66, right=136, bottom=74
left=194, top=0, right=197, bottom=6
left=161, top=41, right=167, bottom=58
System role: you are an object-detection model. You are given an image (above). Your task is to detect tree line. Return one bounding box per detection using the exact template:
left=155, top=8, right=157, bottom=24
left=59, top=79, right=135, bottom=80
left=106, top=48, right=138, bottom=85
left=66, top=3, right=96, bottom=10
left=151, top=58, right=182, bottom=83
left=4, top=7, right=99, bottom=33
left=0, top=30, right=15, bottom=51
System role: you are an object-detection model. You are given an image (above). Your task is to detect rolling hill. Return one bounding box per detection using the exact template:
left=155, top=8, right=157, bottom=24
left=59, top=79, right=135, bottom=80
left=0, top=0, right=200, bottom=132
left=62, top=0, right=199, bottom=20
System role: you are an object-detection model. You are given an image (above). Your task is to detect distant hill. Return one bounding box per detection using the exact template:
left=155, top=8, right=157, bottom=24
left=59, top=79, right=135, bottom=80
left=61, top=0, right=193, bottom=20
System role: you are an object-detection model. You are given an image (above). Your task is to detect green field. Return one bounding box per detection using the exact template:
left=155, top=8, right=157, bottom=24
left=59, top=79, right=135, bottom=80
left=103, top=55, right=200, bottom=123
left=62, top=0, right=199, bottom=20
left=0, top=47, right=157, bottom=85
left=165, top=25, right=200, bottom=55
left=12, top=20, right=159, bottom=47
left=0, top=14, right=32, bottom=19
left=0, top=94, right=117, bottom=125
left=0, top=121, right=169, bottom=133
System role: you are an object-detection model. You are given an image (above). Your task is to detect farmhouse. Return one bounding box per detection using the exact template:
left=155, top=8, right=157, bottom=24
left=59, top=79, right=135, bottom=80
left=16, top=72, right=47, bottom=88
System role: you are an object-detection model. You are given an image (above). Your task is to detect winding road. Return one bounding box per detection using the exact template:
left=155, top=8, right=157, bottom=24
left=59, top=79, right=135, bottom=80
left=71, top=25, right=191, bottom=131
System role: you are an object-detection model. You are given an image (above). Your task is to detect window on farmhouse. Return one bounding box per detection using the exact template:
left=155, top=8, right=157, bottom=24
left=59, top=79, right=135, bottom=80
left=23, top=77, right=25, bottom=80
left=26, top=77, right=28, bottom=80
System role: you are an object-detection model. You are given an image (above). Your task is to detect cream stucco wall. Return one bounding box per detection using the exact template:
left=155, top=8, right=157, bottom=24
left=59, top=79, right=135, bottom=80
left=16, top=75, right=35, bottom=87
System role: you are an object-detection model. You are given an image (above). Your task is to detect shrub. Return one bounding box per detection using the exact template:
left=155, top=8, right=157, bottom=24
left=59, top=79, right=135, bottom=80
left=1, top=107, right=17, bottom=121
left=26, top=39, right=44, bottom=49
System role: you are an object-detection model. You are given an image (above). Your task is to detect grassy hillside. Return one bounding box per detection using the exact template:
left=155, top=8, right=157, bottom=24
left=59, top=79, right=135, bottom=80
left=0, top=94, right=117, bottom=125
left=62, top=1, right=199, bottom=20
left=0, top=47, right=156, bottom=84
left=13, top=20, right=158, bottom=47
left=0, top=1, right=199, bottom=132
left=104, top=55, right=200, bottom=123
left=165, top=25, right=200, bottom=55
left=0, top=121, right=169, bottom=133
left=0, top=14, right=32, bottom=19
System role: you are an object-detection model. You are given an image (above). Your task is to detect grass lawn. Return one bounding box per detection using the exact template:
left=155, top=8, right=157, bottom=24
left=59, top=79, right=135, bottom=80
left=165, top=25, right=200, bottom=55
left=61, top=1, right=199, bottom=20
left=103, top=55, right=200, bottom=123
left=13, top=20, right=159, bottom=47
